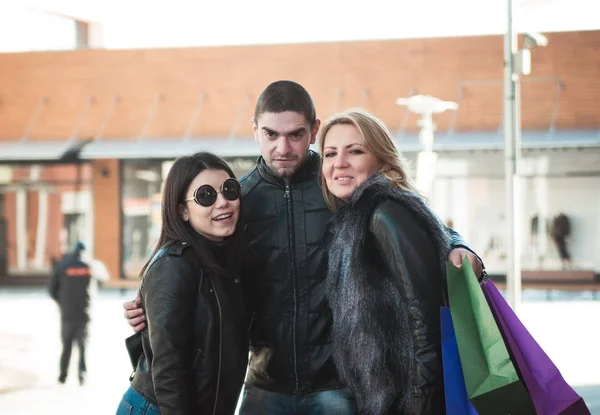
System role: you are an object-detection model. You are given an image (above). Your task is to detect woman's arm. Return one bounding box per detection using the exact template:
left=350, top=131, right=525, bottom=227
left=370, top=200, right=444, bottom=414
left=142, top=256, right=197, bottom=414
left=446, top=227, right=486, bottom=279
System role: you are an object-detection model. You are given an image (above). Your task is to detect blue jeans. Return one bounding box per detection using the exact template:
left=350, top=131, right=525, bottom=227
left=116, top=386, right=160, bottom=415
left=237, top=383, right=357, bottom=415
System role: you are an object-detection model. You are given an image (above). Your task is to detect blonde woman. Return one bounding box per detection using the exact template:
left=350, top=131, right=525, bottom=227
left=319, top=108, right=459, bottom=414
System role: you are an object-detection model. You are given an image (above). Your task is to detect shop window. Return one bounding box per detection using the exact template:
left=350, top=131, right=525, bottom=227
left=0, top=163, right=92, bottom=278
left=121, top=161, right=164, bottom=279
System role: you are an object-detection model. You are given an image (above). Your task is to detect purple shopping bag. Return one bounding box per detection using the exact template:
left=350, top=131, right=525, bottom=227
left=482, top=281, right=590, bottom=415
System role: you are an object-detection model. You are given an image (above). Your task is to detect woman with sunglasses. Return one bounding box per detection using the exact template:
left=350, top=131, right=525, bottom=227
left=116, top=152, right=248, bottom=415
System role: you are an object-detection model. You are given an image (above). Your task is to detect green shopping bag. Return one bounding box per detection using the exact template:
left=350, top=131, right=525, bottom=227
left=446, top=258, right=536, bottom=415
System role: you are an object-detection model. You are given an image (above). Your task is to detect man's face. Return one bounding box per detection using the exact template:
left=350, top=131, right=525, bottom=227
left=252, top=111, right=320, bottom=179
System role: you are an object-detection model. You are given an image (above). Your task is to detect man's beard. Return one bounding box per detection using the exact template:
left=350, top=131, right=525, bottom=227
left=272, top=163, right=297, bottom=178
left=268, top=155, right=301, bottom=179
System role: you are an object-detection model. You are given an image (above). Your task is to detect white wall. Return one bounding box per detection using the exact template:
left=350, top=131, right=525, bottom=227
left=430, top=176, right=600, bottom=273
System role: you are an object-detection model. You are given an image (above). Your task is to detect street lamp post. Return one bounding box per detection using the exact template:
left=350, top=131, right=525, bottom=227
left=396, top=95, right=458, bottom=197
left=504, top=1, right=548, bottom=310
left=504, top=0, right=523, bottom=310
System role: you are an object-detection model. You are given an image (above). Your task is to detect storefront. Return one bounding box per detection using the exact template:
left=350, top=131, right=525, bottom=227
left=0, top=162, right=92, bottom=282
left=1, top=132, right=598, bottom=285
left=404, top=145, right=600, bottom=276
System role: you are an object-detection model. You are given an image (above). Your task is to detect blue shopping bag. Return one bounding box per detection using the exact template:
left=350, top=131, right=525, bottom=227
left=441, top=306, right=478, bottom=415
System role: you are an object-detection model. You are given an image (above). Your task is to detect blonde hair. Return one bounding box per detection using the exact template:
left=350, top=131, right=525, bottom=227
left=318, top=108, right=418, bottom=211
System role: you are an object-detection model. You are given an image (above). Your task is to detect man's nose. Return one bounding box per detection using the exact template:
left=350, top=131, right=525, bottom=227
left=276, top=138, right=291, bottom=155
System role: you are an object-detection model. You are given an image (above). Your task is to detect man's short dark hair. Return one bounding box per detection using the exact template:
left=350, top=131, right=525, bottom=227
left=254, top=80, right=316, bottom=125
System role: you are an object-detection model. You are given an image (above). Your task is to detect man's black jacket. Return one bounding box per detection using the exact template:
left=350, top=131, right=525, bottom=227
left=240, top=151, right=471, bottom=394
left=49, top=253, right=93, bottom=322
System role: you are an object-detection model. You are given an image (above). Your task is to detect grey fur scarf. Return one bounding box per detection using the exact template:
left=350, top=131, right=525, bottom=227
left=326, top=174, right=451, bottom=414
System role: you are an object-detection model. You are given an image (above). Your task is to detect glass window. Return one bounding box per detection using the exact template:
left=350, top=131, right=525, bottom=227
left=0, top=163, right=92, bottom=278
left=424, top=149, right=600, bottom=275
left=121, top=160, right=164, bottom=279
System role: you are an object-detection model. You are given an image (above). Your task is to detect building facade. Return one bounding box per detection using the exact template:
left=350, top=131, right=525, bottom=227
left=1, top=30, right=599, bottom=284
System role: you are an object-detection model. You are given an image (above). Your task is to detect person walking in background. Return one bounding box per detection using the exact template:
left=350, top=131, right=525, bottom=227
left=49, top=241, right=109, bottom=386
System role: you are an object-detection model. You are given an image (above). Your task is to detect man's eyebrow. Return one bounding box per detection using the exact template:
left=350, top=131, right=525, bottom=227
left=261, top=126, right=277, bottom=134
left=261, top=126, right=307, bottom=135
left=287, top=127, right=307, bottom=135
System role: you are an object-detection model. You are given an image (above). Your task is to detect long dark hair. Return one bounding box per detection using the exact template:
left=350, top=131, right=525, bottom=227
left=140, top=152, right=245, bottom=277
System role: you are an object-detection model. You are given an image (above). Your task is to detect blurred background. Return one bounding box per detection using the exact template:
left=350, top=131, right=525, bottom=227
left=0, top=0, right=598, bottom=413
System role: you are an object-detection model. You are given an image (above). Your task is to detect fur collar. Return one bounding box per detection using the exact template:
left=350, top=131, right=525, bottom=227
left=326, top=174, right=450, bottom=414
left=349, top=172, right=393, bottom=204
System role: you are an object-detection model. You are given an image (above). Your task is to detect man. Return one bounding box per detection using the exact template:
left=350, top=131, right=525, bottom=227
left=124, top=80, right=483, bottom=413
left=50, top=241, right=109, bottom=385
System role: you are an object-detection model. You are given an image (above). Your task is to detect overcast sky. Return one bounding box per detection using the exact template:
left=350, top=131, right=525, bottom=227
left=2, top=0, right=599, bottom=51
left=100, top=0, right=600, bottom=48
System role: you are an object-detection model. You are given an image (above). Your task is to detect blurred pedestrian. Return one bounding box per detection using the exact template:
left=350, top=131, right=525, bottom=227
left=49, top=241, right=109, bottom=385
left=551, top=212, right=573, bottom=269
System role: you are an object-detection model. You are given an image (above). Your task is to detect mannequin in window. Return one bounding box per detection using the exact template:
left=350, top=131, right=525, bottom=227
left=551, top=213, right=572, bottom=270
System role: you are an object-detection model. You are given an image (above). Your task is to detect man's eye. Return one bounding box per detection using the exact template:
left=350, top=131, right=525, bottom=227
left=265, top=131, right=276, bottom=137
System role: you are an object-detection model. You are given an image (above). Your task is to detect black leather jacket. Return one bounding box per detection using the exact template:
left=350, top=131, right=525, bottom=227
left=326, top=172, right=451, bottom=414
left=130, top=241, right=248, bottom=415
left=240, top=151, right=471, bottom=395
left=369, top=200, right=446, bottom=414
left=370, top=200, right=446, bottom=414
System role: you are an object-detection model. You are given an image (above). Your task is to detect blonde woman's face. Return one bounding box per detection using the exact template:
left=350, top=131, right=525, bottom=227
left=321, top=124, right=379, bottom=201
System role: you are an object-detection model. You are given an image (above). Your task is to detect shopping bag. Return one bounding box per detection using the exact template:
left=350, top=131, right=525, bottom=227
left=482, top=281, right=591, bottom=415
left=446, top=257, right=536, bottom=414
left=441, top=306, right=478, bottom=415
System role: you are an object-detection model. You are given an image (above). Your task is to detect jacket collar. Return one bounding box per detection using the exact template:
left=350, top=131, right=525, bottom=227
left=256, top=150, right=321, bottom=186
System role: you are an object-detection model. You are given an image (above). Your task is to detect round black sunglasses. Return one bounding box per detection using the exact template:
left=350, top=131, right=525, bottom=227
left=184, top=178, right=241, bottom=207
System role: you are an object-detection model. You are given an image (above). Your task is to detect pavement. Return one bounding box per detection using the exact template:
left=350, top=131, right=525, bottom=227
left=0, top=287, right=135, bottom=415
left=0, top=287, right=599, bottom=414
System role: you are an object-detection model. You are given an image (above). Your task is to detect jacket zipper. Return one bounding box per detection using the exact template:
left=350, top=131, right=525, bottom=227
left=192, top=348, right=202, bottom=369
left=209, top=276, right=223, bottom=415
left=285, top=184, right=300, bottom=392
